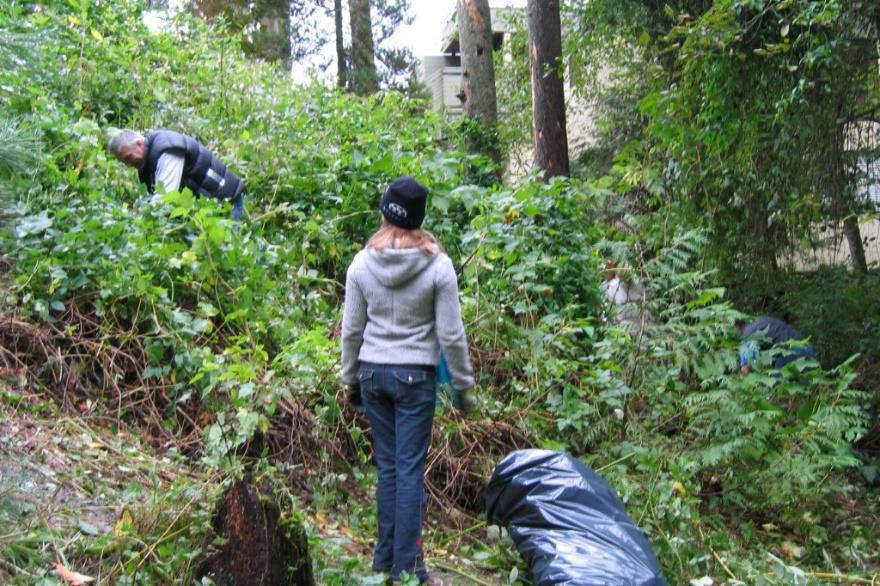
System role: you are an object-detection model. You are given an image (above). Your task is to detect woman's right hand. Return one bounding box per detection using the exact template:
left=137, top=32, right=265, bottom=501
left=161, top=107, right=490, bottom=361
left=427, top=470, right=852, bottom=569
left=458, top=387, right=477, bottom=415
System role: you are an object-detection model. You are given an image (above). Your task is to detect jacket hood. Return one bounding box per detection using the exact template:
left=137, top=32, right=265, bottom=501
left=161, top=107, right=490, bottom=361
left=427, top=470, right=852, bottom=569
left=364, top=247, right=439, bottom=288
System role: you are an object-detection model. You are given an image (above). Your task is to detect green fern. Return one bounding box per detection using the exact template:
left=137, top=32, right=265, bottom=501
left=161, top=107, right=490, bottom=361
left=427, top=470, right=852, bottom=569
left=0, top=118, right=40, bottom=179
left=608, top=227, right=869, bottom=511
left=0, top=27, right=41, bottom=71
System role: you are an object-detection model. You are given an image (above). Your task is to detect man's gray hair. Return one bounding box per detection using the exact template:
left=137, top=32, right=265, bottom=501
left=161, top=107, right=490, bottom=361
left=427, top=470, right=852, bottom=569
left=108, top=129, right=144, bottom=157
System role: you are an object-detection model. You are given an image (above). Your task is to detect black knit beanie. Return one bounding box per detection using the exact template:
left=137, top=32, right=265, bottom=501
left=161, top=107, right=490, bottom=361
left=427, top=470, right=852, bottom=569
left=380, top=176, right=428, bottom=229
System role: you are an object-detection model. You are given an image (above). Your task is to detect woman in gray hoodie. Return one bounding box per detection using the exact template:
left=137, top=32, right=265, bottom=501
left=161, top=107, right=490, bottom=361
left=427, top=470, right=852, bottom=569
left=341, top=177, right=475, bottom=585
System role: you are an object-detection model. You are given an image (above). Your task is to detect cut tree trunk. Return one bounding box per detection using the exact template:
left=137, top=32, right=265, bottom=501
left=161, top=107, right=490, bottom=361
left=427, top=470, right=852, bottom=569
left=198, top=477, right=314, bottom=586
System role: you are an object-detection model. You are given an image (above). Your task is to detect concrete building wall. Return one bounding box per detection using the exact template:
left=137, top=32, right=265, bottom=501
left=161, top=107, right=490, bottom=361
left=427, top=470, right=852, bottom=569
left=422, top=55, right=464, bottom=116
left=783, top=218, right=880, bottom=270
left=422, top=56, right=446, bottom=113
left=441, top=66, right=463, bottom=115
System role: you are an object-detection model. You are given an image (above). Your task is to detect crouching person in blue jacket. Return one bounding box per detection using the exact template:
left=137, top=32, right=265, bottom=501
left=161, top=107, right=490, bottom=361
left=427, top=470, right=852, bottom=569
left=109, top=129, right=245, bottom=221
left=737, top=315, right=816, bottom=374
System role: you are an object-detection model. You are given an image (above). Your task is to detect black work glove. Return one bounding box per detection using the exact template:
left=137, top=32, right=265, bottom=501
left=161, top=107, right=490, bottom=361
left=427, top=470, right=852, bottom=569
left=346, top=382, right=362, bottom=407
left=458, top=387, right=477, bottom=416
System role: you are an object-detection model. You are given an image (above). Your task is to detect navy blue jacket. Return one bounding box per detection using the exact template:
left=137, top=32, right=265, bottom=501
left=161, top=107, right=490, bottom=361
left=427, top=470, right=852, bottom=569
left=138, top=130, right=244, bottom=202
left=741, top=316, right=815, bottom=369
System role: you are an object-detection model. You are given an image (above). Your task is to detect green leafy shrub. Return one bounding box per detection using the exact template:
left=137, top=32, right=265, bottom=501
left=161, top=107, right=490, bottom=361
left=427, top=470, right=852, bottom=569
left=613, top=229, right=870, bottom=513
left=2, top=1, right=878, bottom=584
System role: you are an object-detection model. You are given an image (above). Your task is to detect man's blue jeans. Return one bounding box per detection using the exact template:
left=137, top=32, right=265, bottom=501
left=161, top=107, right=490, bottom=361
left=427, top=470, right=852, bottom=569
left=230, top=196, right=244, bottom=222
left=358, top=361, right=436, bottom=581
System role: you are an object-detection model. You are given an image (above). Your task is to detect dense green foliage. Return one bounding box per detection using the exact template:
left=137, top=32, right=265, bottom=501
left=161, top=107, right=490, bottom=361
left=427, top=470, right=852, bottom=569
left=566, top=0, right=880, bottom=274
left=0, top=0, right=877, bottom=584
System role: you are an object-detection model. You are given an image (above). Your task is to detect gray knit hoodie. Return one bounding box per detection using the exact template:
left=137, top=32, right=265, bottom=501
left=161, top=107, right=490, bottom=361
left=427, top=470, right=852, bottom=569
left=341, top=246, right=475, bottom=391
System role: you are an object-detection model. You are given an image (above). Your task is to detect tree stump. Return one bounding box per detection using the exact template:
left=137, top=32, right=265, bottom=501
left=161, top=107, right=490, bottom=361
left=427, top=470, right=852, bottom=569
left=198, top=477, right=314, bottom=586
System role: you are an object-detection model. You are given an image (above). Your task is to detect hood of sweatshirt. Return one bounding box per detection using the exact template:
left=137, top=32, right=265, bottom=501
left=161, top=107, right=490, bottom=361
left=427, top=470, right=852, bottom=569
left=364, top=247, right=439, bottom=288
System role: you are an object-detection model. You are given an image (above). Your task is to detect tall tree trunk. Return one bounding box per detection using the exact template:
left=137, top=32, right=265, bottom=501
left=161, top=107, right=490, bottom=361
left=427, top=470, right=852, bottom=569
left=830, top=104, right=868, bottom=273
left=836, top=21, right=877, bottom=274
left=457, top=0, right=500, bottom=169
left=457, top=0, right=498, bottom=125
left=348, top=0, right=379, bottom=95
left=527, top=0, right=569, bottom=179
left=334, top=0, right=347, bottom=89
left=843, top=215, right=868, bottom=273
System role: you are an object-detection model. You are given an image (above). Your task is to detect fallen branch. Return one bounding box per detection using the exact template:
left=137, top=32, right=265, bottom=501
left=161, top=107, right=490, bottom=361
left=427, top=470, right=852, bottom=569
left=430, top=561, right=495, bottom=586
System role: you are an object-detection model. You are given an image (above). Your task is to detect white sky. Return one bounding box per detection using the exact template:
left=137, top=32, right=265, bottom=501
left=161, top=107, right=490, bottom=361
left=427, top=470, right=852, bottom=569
left=285, top=0, right=526, bottom=82
left=146, top=1, right=526, bottom=81
left=392, top=0, right=526, bottom=57
left=391, top=1, right=457, bottom=57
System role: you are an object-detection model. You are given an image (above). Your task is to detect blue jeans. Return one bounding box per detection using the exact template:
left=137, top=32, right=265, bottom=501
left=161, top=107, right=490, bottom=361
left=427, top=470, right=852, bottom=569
left=230, top=196, right=244, bottom=222
left=358, top=361, right=436, bottom=581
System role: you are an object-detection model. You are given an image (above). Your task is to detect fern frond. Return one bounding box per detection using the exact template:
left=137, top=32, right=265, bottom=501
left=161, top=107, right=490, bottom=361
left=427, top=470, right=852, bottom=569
left=0, top=118, right=40, bottom=178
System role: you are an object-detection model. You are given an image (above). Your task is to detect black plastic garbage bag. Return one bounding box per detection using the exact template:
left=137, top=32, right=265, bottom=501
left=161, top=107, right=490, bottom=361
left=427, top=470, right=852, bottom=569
left=485, top=449, right=668, bottom=586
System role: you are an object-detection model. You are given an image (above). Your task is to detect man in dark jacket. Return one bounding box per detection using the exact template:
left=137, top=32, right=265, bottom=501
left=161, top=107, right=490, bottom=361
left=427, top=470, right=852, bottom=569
left=736, top=315, right=816, bottom=374
left=109, top=129, right=245, bottom=220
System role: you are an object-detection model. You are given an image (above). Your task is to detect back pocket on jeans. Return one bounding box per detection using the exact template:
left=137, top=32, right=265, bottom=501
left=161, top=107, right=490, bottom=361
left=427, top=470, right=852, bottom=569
left=392, top=370, right=428, bottom=386
left=392, top=369, right=434, bottom=405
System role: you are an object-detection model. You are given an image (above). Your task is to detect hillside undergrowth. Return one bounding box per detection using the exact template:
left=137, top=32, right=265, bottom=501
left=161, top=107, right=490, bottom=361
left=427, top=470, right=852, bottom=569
left=0, top=1, right=877, bottom=584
